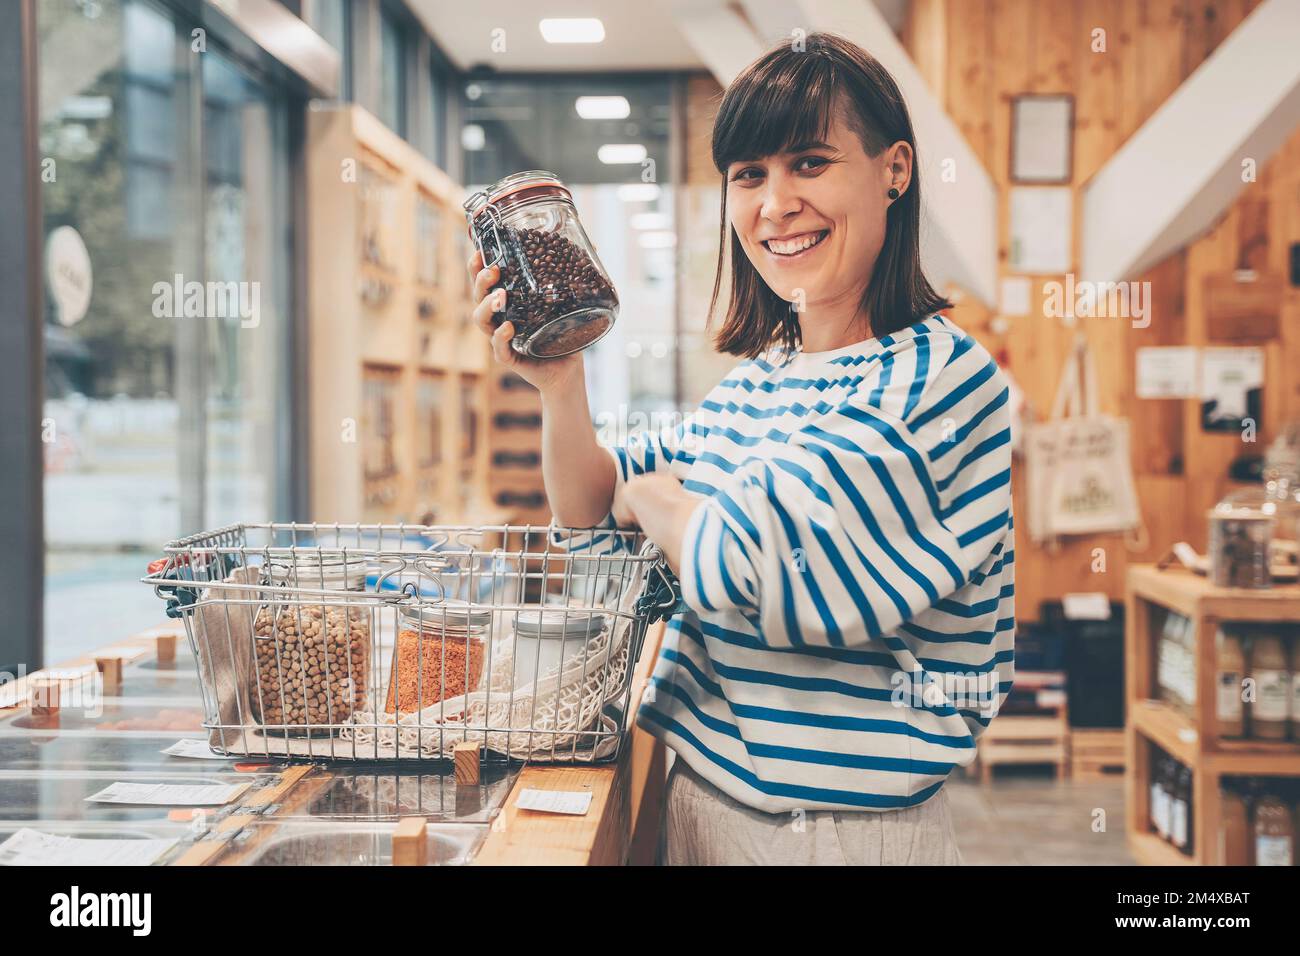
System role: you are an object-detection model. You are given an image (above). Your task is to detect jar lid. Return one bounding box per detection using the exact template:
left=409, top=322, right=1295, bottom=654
left=463, top=170, right=570, bottom=220
left=514, top=609, right=606, bottom=639
left=399, top=601, right=493, bottom=632
left=265, top=555, right=367, bottom=589
left=1208, top=504, right=1272, bottom=522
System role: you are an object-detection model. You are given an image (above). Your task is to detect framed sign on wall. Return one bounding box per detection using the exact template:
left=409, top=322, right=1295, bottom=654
left=1010, top=94, right=1074, bottom=185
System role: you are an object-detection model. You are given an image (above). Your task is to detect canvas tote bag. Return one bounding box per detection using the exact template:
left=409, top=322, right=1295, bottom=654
left=1025, top=334, right=1142, bottom=543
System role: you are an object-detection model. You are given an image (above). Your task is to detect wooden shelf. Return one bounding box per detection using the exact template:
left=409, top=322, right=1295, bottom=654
left=1125, top=564, right=1300, bottom=866
left=1128, top=565, right=1300, bottom=622
left=306, top=104, right=490, bottom=524
left=1131, top=700, right=1200, bottom=766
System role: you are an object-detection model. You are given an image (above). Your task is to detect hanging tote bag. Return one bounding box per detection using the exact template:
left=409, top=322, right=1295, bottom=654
left=1024, top=334, right=1142, bottom=543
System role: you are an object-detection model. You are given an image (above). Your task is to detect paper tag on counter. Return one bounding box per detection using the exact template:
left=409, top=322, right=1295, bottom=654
left=0, top=828, right=178, bottom=866
left=86, top=782, right=249, bottom=806
left=162, top=739, right=232, bottom=760
left=515, top=788, right=592, bottom=816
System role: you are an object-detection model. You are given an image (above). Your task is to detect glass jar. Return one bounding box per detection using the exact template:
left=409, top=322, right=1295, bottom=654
left=1207, top=504, right=1272, bottom=588
left=385, top=602, right=492, bottom=715
left=463, top=170, right=619, bottom=359
left=252, top=556, right=371, bottom=731
left=511, top=608, right=607, bottom=691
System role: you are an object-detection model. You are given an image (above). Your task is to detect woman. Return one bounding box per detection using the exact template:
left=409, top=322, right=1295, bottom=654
left=467, top=33, right=1013, bottom=865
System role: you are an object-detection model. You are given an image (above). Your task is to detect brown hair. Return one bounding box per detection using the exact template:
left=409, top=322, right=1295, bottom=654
left=708, top=32, right=951, bottom=358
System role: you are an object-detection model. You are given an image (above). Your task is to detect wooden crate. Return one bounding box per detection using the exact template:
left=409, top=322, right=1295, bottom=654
left=1070, top=728, right=1126, bottom=780
left=969, top=712, right=1069, bottom=782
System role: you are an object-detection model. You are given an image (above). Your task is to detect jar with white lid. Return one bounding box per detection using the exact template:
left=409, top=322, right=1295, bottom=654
left=511, top=608, right=607, bottom=691
left=385, top=602, right=492, bottom=715
left=252, top=555, right=372, bottom=731
left=463, top=170, right=619, bottom=358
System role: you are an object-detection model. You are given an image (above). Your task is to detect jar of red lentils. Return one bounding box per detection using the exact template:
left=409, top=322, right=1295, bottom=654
left=384, top=602, right=491, bottom=715
left=463, top=170, right=619, bottom=359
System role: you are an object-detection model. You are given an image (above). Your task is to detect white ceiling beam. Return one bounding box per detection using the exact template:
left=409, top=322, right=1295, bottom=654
left=789, top=0, right=999, bottom=306
left=670, top=2, right=766, bottom=87
left=1082, top=0, right=1300, bottom=283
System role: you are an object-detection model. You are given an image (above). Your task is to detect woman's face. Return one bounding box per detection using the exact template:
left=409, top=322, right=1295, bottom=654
left=725, top=111, right=909, bottom=314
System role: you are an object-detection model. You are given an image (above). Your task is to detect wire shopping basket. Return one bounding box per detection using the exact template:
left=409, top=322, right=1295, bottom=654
left=141, top=522, right=675, bottom=764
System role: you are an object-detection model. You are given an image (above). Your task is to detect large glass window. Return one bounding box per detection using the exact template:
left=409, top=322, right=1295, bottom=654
left=309, top=0, right=351, bottom=100
left=38, top=0, right=295, bottom=662
left=379, top=6, right=407, bottom=137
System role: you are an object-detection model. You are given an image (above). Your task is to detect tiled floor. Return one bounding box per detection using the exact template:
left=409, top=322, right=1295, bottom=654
left=947, top=767, right=1138, bottom=865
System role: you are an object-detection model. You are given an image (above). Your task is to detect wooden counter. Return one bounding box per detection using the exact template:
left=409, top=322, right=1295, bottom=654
left=5, top=618, right=668, bottom=867
left=472, top=619, right=667, bottom=866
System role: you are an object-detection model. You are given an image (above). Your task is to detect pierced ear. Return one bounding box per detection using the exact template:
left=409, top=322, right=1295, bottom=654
left=887, top=141, right=915, bottom=194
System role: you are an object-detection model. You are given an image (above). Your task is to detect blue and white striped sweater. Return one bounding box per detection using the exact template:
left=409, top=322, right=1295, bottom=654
left=572, top=315, right=1014, bottom=813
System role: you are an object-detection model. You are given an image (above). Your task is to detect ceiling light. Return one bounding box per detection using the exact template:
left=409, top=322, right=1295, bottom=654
left=461, top=124, right=486, bottom=151
left=638, top=231, right=677, bottom=249
left=598, top=143, right=646, bottom=164
left=630, top=212, right=670, bottom=230
left=575, top=96, right=630, bottom=120
left=617, top=184, right=660, bottom=202
left=539, top=18, right=605, bottom=43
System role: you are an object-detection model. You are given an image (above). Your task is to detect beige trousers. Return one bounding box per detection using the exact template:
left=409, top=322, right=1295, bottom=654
left=662, top=757, right=964, bottom=866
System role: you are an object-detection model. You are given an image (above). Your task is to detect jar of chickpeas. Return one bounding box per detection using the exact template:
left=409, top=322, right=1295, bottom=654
left=252, top=556, right=372, bottom=733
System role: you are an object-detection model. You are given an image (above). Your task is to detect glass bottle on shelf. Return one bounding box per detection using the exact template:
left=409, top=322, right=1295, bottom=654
left=1219, top=779, right=1251, bottom=866
left=1216, top=625, right=1247, bottom=738
left=1150, top=751, right=1170, bottom=841
left=1249, top=629, right=1291, bottom=741
left=1253, top=788, right=1295, bottom=866
left=1168, top=760, right=1190, bottom=854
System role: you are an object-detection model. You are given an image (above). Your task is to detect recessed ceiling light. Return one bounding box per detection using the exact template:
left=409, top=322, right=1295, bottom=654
left=638, top=231, right=677, bottom=249
left=598, top=143, right=646, bottom=164
left=617, top=184, right=660, bottom=202
left=575, top=96, right=630, bottom=120
left=630, top=212, right=670, bottom=230
left=539, top=18, right=605, bottom=43
left=461, top=124, right=486, bottom=151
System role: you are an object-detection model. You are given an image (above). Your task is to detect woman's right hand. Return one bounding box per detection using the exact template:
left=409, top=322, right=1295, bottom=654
left=467, top=248, right=582, bottom=394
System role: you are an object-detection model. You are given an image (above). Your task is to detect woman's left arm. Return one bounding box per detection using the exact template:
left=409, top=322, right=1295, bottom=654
left=649, top=376, right=1012, bottom=649
left=616, top=473, right=703, bottom=575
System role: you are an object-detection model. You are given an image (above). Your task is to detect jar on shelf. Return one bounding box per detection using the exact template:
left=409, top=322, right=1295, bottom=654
left=252, top=556, right=371, bottom=731
left=1207, top=503, right=1272, bottom=589
left=463, top=170, right=619, bottom=359
left=385, top=602, right=492, bottom=715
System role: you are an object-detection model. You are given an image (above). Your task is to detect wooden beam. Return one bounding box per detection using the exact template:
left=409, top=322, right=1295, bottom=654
left=793, top=0, right=1000, bottom=306
left=1081, top=0, right=1300, bottom=282
left=672, top=5, right=766, bottom=87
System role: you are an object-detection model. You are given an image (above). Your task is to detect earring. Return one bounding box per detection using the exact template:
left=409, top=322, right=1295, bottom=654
left=887, top=187, right=900, bottom=200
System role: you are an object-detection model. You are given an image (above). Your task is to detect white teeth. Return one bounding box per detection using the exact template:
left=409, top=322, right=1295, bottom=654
left=765, top=232, right=826, bottom=255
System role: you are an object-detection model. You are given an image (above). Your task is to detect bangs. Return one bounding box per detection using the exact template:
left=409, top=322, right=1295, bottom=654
left=711, top=52, right=845, bottom=172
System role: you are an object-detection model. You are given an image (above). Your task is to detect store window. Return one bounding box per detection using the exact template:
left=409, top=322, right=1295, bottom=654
left=309, top=0, right=352, bottom=101
left=460, top=76, right=677, bottom=422
left=424, top=59, right=447, bottom=167
left=379, top=6, right=407, bottom=138
left=37, top=0, right=296, bottom=662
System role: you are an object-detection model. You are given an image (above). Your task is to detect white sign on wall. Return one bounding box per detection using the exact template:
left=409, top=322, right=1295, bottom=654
left=45, top=225, right=93, bottom=327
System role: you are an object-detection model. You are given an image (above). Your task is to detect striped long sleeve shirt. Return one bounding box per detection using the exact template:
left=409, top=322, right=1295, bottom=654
left=574, top=315, right=1014, bottom=813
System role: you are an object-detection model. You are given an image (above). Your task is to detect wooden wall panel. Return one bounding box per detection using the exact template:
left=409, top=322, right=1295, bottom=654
left=901, top=0, right=1298, bottom=619
left=670, top=2, right=1294, bottom=620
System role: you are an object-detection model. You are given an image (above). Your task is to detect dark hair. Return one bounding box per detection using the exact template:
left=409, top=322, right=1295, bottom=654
left=708, top=32, right=951, bottom=358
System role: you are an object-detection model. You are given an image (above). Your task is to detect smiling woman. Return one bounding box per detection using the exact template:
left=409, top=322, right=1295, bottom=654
left=710, top=32, right=950, bottom=357
left=465, top=31, right=1014, bottom=867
